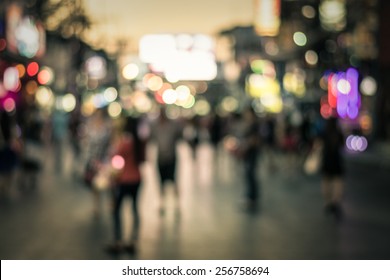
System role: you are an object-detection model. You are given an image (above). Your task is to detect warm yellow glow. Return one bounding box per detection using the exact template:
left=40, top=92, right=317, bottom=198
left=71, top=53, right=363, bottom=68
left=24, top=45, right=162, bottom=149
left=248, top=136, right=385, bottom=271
left=194, top=99, right=211, bottom=116
left=26, top=80, right=38, bottom=95
left=62, top=93, right=76, bottom=112
left=36, top=86, right=54, bottom=108
left=223, top=60, right=241, bottom=82
left=246, top=73, right=282, bottom=113
left=283, top=72, right=306, bottom=97
left=254, top=0, right=281, bottom=36
left=81, top=95, right=96, bottom=117
left=108, top=102, right=122, bottom=118
left=221, top=96, right=239, bottom=113
left=175, top=85, right=192, bottom=107
left=260, top=93, right=283, bottom=113
left=319, top=0, right=346, bottom=31
left=250, top=59, right=276, bottom=78
left=122, top=63, right=139, bottom=80
left=246, top=74, right=280, bottom=98
left=133, top=91, right=152, bottom=113
left=360, top=76, right=377, bottom=96
left=15, top=64, right=25, bottom=78
left=181, top=94, right=195, bottom=109
left=147, top=75, right=164, bottom=91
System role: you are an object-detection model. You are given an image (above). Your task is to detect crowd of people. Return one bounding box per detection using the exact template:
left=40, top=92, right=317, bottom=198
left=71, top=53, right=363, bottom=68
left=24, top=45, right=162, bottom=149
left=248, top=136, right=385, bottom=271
left=0, top=104, right=348, bottom=255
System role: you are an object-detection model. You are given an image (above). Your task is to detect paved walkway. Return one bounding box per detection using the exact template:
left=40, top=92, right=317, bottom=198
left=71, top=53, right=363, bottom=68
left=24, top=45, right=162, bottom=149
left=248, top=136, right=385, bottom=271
left=1, top=141, right=390, bottom=260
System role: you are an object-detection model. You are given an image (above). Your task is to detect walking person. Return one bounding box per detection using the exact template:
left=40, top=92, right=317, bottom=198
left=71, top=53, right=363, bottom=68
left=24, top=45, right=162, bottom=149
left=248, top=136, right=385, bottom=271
left=0, top=111, right=21, bottom=197
left=150, top=108, right=182, bottom=215
left=238, top=107, right=262, bottom=212
left=83, top=108, right=112, bottom=217
left=319, top=117, right=345, bottom=220
left=105, top=116, right=146, bottom=254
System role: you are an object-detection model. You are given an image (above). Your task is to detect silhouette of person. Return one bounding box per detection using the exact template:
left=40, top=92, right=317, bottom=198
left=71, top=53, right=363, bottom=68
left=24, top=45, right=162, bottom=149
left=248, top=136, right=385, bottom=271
left=320, top=117, right=345, bottom=220
left=239, top=107, right=261, bottom=212
left=105, top=116, right=145, bottom=254
left=83, top=108, right=112, bottom=217
left=150, top=108, right=182, bottom=215
left=0, top=111, right=21, bottom=197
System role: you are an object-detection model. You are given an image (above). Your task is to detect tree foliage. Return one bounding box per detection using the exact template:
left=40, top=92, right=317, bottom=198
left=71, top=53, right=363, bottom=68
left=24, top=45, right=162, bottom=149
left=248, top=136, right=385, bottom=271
left=16, top=0, right=92, bottom=38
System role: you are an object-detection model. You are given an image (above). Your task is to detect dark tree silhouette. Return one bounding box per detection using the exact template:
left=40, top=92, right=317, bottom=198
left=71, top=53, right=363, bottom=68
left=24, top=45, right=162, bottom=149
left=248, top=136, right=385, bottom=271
left=3, top=0, right=91, bottom=38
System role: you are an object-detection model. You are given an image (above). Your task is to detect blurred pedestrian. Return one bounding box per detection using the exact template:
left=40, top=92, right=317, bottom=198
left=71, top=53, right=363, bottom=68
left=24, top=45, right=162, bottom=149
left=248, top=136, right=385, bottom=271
left=51, top=108, right=69, bottom=174
left=105, top=116, right=146, bottom=254
left=183, top=116, right=199, bottom=159
left=238, top=107, right=261, bottom=212
left=83, top=108, right=112, bottom=217
left=0, top=111, right=21, bottom=197
left=68, top=108, right=83, bottom=178
left=320, top=117, right=345, bottom=220
left=282, top=122, right=300, bottom=174
left=150, top=108, right=182, bottom=215
left=262, top=114, right=277, bottom=173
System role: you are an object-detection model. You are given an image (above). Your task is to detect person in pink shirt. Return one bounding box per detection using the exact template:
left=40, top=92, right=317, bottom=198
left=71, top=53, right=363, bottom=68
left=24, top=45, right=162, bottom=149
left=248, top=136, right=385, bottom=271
left=105, top=116, right=145, bottom=255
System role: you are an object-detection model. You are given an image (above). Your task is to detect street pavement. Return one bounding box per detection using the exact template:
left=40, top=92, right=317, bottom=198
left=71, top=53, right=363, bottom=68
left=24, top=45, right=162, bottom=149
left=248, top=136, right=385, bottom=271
left=1, top=141, right=390, bottom=260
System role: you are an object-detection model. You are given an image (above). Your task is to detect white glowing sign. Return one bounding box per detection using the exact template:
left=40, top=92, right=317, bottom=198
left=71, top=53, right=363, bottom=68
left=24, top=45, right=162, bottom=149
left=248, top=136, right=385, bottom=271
left=139, top=34, right=217, bottom=81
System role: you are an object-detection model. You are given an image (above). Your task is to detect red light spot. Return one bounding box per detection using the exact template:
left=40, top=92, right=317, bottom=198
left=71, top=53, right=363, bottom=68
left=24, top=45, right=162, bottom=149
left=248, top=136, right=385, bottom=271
left=320, top=104, right=332, bottom=119
left=27, top=62, right=39, bottom=77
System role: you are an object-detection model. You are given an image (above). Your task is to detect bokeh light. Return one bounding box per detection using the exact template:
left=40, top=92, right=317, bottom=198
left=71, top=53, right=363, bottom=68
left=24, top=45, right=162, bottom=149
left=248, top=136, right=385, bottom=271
left=108, top=101, right=122, bottom=118
left=221, top=96, right=239, bottom=113
left=104, top=87, right=118, bottom=103
left=26, top=80, right=38, bottom=95
left=27, top=62, right=39, bottom=76
left=194, top=99, right=211, bottom=116
left=360, top=76, right=377, bottom=96
left=305, top=50, right=318, bottom=66
left=293, top=32, right=307, bottom=47
left=37, top=67, right=54, bottom=85
left=346, top=135, right=368, bottom=152
left=62, top=93, right=77, bottom=112
left=111, top=155, right=125, bottom=170
left=162, top=89, right=178, bottom=105
left=3, top=67, right=20, bottom=91
left=147, top=75, right=164, bottom=91
left=36, top=86, right=54, bottom=108
left=320, top=0, right=347, bottom=32
left=4, top=98, right=16, bottom=113
left=122, top=63, right=139, bottom=80
left=85, top=56, right=106, bottom=79
left=302, top=5, right=316, bottom=19
left=15, top=64, right=26, bottom=78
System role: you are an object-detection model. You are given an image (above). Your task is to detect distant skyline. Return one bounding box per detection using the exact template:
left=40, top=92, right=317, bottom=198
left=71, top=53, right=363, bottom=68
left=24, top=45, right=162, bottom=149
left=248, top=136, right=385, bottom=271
left=82, top=0, right=254, bottom=53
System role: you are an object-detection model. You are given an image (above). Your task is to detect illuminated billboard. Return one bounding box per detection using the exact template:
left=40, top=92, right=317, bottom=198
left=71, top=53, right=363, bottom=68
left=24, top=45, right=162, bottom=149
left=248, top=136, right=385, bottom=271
left=139, top=34, right=217, bottom=81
